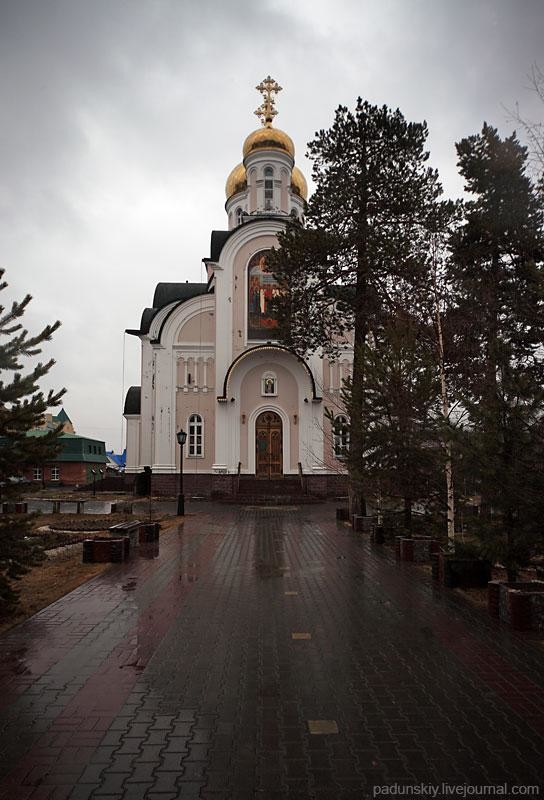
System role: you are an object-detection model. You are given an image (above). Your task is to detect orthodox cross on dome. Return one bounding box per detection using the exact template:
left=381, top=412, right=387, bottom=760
left=254, top=76, right=282, bottom=127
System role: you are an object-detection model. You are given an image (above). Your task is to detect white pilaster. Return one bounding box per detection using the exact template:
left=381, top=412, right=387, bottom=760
left=152, top=345, right=176, bottom=472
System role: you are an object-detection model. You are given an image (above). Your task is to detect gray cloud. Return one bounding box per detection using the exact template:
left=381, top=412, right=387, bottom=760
left=1, top=0, right=543, bottom=449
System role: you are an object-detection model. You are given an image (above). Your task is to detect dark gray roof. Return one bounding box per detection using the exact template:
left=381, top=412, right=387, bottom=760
left=209, top=230, right=233, bottom=262
left=152, top=282, right=208, bottom=309
left=139, top=308, right=156, bottom=335
left=208, top=215, right=289, bottom=261
left=124, top=386, right=141, bottom=415
left=127, top=282, right=209, bottom=336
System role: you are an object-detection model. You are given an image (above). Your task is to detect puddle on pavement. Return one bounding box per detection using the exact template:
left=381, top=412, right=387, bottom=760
left=26, top=500, right=115, bottom=514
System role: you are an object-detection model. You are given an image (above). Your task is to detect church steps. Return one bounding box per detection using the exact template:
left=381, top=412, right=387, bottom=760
left=220, top=494, right=323, bottom=505
left=237, top=476, right=301, bottom=495
left=222, top=475, right=323, bottom=505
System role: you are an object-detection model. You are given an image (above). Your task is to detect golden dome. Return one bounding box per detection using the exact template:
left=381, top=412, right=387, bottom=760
left=291, top=166, right=308, bottom=201
left=225, top=162, right=247, bottom=199
left=242, top=126, right=295, bottom=159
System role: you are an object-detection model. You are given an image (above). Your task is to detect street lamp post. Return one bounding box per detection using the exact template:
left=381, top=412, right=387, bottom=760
left=176, top=429, right=187, bottom=516
left=91, top=469, right=97, bottom=497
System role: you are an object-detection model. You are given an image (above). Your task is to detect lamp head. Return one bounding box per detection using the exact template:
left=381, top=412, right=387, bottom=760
left=177, top=429, right=187, bottom=446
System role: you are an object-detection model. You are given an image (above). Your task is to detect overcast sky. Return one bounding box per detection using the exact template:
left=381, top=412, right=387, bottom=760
left=1, top=0, right=543, bottom=452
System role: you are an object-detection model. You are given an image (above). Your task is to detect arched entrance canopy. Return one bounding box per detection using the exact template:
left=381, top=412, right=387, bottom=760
left=217, top=344, right=322, bottom=403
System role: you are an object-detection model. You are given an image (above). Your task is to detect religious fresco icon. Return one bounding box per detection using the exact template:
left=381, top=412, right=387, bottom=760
left=247, top=249, right=281, bottom=340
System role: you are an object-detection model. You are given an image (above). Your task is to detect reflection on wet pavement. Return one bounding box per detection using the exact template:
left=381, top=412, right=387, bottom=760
left=0, top=504, right=542, bottom=799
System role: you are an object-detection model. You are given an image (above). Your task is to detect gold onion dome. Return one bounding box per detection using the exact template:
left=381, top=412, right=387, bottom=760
left=225, top=78, right=306, bottom=200
left=242, top=126, right=295, bottom=159
left=225, top=162, right=307, bottom=201
left=225, top=163, right=247, bottom=198
left=291, top=166, right=308, bottom=200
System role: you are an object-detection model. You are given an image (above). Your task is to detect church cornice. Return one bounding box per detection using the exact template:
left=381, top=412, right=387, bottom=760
left=217, top=344, right=322, bottom=403
left=208, top=214, right=289, bottom=264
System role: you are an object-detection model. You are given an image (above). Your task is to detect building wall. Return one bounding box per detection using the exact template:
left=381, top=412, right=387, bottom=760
left=136, top=471, right=348, bottom=499
left=177, top=309, right=215, bottom=343
left=239, top=361, right=299, bottom=471
left=231, top=232, right=278, bottom=355
left=175, top=389, right=216, bottom=472
left=125, top=166, right=353, bottom=490
left=23, top=460, right=106, bottom=487
left=322, top=354, right=353, bottom=472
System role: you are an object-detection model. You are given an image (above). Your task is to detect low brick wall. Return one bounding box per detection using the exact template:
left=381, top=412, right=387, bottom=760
left=83, top=538, right=128, bottom=564
left=305, top=474, right=349, bottom=498
left=352, top=515, right=377, bottom=533
left=371, top=526, right=385, bottom=544
left=210, top=474, right=237, bottom=498
left=433, top=555, right=491, bottom=589
left=83, top=522, right=160, bottom=563
left=109, top=526, right=139, bottom=549
left=149, top=473, right=231, bottom=498
left=488, top=580, right=544, bottom=631
left=396, top=536, right=440, bottom=563
left=126, top=471, right=349, bottom=499
left=1, top=502, right=28, bottom=514
left=139, top=522, right=160, bottom=543
left=139, top=542, right=160, bottom=559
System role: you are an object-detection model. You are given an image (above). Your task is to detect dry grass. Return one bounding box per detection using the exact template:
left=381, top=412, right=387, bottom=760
left=0, top=512, right=179, bottom=635
left=0, top=551, right=108, bottom=635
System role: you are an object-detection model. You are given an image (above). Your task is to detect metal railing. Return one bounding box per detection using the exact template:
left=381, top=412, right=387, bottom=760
left=298, top=462, right=306, bottom=495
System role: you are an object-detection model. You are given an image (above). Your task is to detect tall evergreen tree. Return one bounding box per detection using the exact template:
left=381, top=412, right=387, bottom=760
left=0, top=270, right=65, bottom=613
left=450, top=124, right=544, bottom=578
left=270, top=100, right=448, bottom=512
left=349, top=312, right=440, bottom=533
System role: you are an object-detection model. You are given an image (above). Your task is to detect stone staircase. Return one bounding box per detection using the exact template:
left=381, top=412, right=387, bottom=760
left=221, top=475, right=323, bottom=505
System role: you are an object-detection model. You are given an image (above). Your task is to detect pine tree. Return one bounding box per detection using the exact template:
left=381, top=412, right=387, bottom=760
left=348, top=312, right=441, bottom=533
left=0, top=269, right=65, bottom=614
left=270, top=100, right=449, bottom=513
left=449, top=124, right=544, bottom=579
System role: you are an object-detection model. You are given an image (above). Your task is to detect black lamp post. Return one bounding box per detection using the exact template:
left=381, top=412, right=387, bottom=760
left=176, top=429, right=187, bottom=516
left=91, top=469, right=97, bottom=497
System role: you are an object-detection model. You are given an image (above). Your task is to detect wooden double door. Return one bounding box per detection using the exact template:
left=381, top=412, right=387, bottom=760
left=255, top=411, right=283, bottom=478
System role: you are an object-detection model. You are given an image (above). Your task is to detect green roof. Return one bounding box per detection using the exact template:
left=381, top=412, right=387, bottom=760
left=55, top=408, right=72, bottom=423
left=25, top=431, right=107, bottom=463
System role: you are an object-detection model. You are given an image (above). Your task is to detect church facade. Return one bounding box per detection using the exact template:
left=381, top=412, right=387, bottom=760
left=124, top=78, right=353, bottom=497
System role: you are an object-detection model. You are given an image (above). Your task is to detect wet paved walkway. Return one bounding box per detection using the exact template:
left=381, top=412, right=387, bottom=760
left=0, top=504, right=543, bottom=800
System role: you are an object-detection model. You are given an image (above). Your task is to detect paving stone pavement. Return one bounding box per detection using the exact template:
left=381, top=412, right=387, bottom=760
left=0, top=503, right=543, bottom=800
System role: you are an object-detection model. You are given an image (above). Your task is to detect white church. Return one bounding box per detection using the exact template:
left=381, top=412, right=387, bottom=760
left=124, top=78, right=353, bottom=497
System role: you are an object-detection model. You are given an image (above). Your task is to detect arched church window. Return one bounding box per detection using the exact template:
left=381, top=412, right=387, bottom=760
left=333, top=414, right=350, bottom=459
left=236, top=207, right=244, bottom=226
left=261, top=373, right=278, bottom=396
left=188, top=413, right=204, bottom=457
left=264, top=166, right=274, bottom=210
left=247, top=250, right=280, bottom=340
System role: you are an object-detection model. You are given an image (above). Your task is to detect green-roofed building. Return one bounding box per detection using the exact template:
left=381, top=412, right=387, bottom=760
left=21, top=431, right=108, bottom=486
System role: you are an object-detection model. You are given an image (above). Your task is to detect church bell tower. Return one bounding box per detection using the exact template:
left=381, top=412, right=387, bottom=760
left=225, top=76, right=307, bottom=229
